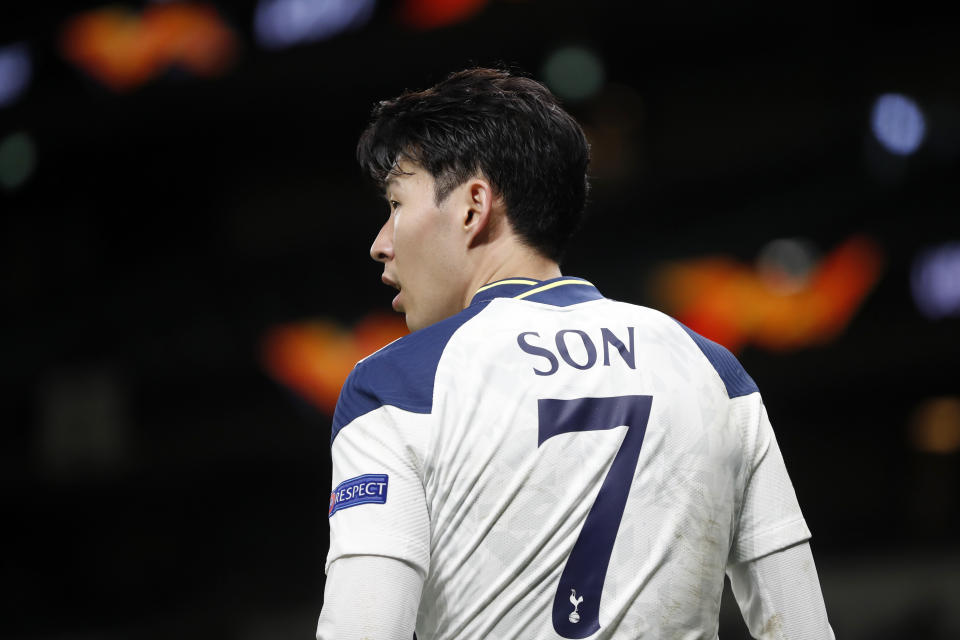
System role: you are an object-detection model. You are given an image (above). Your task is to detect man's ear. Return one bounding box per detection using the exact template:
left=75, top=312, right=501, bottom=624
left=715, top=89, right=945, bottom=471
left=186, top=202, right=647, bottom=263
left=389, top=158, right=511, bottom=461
left=462, top=177, right=496, bottom=247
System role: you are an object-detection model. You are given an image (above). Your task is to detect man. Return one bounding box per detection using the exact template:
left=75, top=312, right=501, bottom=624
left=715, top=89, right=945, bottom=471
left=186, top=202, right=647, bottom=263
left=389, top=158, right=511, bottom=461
left=317, top=68, right=834, bottom=639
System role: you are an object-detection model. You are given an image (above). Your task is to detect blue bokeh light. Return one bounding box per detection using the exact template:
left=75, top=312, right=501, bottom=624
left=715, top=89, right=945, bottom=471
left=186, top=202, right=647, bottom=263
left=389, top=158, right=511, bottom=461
left=254, top=0, right=376, bottom=50
left=911, top=242, right=960, bottom=319
left=871, top=93, right=926, bottom=156
left=0, top=43, right=32, bottom=108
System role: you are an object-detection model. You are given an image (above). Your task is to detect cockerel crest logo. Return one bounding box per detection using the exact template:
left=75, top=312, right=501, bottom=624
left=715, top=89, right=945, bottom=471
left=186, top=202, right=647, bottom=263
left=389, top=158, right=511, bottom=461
left=569, top=589, right=584, bottom=623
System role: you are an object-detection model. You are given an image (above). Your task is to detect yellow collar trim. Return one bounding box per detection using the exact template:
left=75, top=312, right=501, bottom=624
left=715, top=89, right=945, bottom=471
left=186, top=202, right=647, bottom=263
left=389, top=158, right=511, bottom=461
left=474, top=278, right=539, bottom=294
left=513, top=279, right=594, bottom=300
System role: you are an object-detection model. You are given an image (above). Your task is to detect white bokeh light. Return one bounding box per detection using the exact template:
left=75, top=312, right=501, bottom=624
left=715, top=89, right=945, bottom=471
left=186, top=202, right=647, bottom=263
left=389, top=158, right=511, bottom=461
left=756, top=237, right=818, bottom=295
left=542, top=46, right=605, bottom=103
left=0, top=131, right=38, bottom=191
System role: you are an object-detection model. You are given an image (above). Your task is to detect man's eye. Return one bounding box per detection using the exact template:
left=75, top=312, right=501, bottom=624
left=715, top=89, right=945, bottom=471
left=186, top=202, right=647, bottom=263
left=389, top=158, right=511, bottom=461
left=389, top=200, right=400, bottom=211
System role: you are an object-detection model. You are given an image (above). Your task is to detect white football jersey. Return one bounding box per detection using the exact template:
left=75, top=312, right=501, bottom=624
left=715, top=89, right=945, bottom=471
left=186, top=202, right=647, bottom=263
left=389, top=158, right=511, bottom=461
left=327, top=277, right=811, bottom=639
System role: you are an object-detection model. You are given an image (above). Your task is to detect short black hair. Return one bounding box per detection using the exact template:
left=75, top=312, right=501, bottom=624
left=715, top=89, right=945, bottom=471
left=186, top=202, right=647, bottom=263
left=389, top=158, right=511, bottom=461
left=356, top=68, right=591, bottom=262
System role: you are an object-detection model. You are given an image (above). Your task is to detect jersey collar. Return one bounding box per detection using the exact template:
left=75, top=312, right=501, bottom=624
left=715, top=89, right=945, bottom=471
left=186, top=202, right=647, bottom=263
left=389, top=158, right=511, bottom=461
left=469, top=276, right=603, bottom=307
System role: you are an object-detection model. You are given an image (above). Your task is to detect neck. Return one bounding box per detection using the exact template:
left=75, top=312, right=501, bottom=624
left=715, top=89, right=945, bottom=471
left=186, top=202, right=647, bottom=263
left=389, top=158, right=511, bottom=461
left=461, top=242, right=562, bottom=309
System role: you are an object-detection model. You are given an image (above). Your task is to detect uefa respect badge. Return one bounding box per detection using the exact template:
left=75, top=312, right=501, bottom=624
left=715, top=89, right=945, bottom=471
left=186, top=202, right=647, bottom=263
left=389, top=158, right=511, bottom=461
left=329, top=473, right=388, bottom=517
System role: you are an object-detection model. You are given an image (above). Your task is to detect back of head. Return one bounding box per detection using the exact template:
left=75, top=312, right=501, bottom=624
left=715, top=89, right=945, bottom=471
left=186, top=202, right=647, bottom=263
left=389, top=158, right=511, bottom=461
left=357, top=68, right=591, bottom=263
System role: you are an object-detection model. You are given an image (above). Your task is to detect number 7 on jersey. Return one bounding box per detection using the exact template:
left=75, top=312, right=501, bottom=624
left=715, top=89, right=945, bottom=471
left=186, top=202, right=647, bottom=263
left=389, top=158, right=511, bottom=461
left=538, top=395, right=653, bottom=639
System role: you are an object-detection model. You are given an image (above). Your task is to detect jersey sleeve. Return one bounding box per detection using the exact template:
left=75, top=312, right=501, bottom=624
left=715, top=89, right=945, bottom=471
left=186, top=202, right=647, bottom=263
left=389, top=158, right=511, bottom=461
left=326, top=365, right=431, bottom=577
left=316, top=555, right=423, bottom=640
left=727, top=541, right=835, bottom=639
left=729, top=396, right=812, bottom=564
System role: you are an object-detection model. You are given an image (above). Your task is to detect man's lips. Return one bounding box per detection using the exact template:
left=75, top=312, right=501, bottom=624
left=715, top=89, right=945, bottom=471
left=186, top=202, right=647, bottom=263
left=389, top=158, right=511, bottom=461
left=382, top=274, right=402, bottom=312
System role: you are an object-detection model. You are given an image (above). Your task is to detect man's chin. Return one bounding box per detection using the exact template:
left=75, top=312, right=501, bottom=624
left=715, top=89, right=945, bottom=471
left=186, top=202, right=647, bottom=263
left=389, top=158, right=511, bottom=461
left=404, top=308, right=438, bottom=333
left=403, top=314, right=422, bottom=332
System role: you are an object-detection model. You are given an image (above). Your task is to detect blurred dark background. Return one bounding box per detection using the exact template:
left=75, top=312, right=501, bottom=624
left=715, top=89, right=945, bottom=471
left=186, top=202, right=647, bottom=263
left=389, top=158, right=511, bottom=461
left=2, top=1, right=959, bottom=638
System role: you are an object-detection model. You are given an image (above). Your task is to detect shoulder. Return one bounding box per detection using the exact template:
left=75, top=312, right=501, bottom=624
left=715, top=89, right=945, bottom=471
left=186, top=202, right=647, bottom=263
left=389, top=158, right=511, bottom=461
left=604, top=298, right=759, bottom=399
left=671, top=318, right=758, bottom=399
left=331, top=301, right=492, bottom=443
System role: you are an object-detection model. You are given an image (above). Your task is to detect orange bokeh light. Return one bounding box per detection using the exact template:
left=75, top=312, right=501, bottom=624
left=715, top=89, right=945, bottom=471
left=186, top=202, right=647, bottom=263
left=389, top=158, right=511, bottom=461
left=910, top=397, right=960, bottom=454
left=61, top=3, right=238, bottom=92
left=398, top=0, right=491, bottom=30
left=261, top=313, right=409, bottom=416
left=651, top=235, right=884, bottom=353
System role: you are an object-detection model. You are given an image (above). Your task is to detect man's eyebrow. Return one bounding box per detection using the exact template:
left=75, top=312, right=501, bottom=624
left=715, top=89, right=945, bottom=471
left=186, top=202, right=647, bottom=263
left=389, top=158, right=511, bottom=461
left=383, top=172, right=411, bottom=194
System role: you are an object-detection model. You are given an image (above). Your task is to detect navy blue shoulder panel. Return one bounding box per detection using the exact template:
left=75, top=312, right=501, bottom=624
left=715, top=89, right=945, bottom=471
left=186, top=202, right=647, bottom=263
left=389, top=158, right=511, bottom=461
left=524, top=281, right=604, bottom=307
left=676, top=322, right=759, bottom=399
left=331, top=302, right=490, bottom=444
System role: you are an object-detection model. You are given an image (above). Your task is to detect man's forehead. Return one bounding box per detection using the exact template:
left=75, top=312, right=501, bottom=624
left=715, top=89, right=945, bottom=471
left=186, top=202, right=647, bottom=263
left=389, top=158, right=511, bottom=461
left=384, top=165, right=420, bottom=190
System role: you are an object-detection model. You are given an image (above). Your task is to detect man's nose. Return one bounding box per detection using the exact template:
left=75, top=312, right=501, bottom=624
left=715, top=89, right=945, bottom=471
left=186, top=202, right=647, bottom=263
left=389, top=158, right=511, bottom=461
left=370, top=219, right=394, bottom=263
